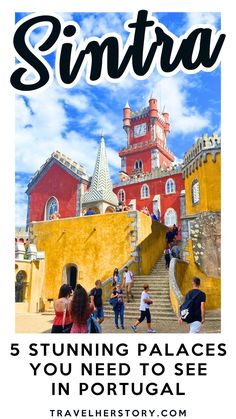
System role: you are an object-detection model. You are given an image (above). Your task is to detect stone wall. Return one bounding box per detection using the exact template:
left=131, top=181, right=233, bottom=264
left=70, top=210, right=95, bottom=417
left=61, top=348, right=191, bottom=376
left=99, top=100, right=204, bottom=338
left=190, top=212, right=221, bottom=278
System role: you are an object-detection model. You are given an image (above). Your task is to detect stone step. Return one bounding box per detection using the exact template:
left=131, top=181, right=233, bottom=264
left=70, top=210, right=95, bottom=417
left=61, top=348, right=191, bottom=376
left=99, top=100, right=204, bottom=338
left=105, top=302, right=173, bottom=310
left=127, top=291, right=170, bottom=295
left=104, top=312, right=177, bottom=320
left=132, top=281, right=169, bottom=292
left=133, top=278, right=168, bottom=281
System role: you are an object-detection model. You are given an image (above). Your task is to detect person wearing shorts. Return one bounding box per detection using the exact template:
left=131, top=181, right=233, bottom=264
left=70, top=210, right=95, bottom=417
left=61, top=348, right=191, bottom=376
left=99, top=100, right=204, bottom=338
left=123, top=266, right=134, bottom=302
left=131, top=284, right=155, bottom=333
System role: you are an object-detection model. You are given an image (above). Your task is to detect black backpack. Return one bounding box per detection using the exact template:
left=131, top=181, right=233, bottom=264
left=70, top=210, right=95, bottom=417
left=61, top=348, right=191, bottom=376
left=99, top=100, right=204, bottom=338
left=179, top=291, right=201, bottom=323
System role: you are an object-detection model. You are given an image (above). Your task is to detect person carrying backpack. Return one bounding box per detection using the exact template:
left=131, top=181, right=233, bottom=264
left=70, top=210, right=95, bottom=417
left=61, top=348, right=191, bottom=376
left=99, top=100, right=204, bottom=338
left=178, top=277, right=206, bottom=333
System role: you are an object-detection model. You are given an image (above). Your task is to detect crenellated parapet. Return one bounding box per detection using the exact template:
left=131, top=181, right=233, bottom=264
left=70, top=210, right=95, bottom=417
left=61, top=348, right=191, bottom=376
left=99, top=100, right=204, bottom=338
left=183, top=133, right=221, bottom=178
left=15, top=226, right=29, bottom=241
left=114, top=164, right=182, bottom=187
left=27, top=150, right=90, bottom=193
left=119, top=137, right=175, bottom=159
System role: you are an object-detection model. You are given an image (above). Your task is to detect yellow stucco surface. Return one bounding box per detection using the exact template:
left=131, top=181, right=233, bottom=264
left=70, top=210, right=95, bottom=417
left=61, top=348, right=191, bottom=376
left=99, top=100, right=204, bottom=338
left=185, top=153, right=221, bottom=215
left=32, top=212, right=134, bottom=301
left=176, top=241, right=221, bottom=310
left=16, top=211, right=167, bottom=311
left=15, top=260, right=45, bottom=313
left=137, top=212, right=167, bottom=274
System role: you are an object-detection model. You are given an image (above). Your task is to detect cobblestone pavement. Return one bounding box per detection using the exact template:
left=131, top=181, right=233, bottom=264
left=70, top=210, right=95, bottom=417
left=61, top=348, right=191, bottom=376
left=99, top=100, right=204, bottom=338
left=15, top=312, right=221, bottom=334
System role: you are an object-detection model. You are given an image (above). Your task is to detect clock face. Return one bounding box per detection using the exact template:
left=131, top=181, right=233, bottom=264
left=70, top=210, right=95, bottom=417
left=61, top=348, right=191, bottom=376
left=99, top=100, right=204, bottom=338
left=133, top=123, right=147, bottom=138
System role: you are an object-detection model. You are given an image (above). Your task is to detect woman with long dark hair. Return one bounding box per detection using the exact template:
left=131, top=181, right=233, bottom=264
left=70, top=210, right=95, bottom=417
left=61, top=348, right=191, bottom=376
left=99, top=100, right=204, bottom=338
left=112, top=268, right=121, bottom=286
left=51, top=284, right=73, bottom=333
left=70, top=284, right=95, bottom=333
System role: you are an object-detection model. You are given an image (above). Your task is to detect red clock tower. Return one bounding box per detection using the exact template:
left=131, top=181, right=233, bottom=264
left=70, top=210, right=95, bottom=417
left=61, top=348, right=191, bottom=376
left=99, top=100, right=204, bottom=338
left=120, top=94, right=174, bottom=175
left=113, top=94, right=184, bottom=229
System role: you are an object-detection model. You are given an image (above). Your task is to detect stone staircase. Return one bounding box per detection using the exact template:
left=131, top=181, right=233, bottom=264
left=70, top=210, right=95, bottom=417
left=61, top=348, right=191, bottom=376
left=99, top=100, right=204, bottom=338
left=104, top=255, right=177, bottom=320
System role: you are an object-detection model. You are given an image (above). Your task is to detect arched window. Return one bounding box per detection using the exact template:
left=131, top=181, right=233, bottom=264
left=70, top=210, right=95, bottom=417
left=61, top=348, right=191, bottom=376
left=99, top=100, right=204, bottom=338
left=141, top=184, right=150, bottom=199
left=45, top=197, right=59, bottom=220
left=192, top=179, right=200, bottom=205
left=118, top=189, right=125, bottom=203
left=164, top=208, right=177, bottom=226
left=139, top=160, right=143, bottom=170
left=165, top=178, right=175, bottom=194
left=134, top=161, right=139, bottom=170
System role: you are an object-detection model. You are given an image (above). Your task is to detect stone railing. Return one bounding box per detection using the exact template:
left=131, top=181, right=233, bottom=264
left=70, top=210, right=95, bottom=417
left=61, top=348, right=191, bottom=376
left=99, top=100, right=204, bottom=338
left=101, top=259, right=137, bottom=302
left=168, top=258, right=188, bottom=317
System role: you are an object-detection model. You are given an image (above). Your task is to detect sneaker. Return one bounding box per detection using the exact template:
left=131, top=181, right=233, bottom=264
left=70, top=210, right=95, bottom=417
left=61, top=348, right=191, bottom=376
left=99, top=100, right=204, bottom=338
left=121, top=326, right=124, bottom=329
left=116, top=325, right=119, bottom=329
left=131, top=325, right=137, bottom=332
left=147, top=328, right=156, bottom=333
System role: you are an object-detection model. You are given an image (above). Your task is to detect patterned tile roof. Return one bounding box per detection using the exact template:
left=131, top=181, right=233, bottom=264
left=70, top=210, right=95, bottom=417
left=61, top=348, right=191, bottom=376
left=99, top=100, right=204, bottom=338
left=82, top=136, right=118, bottom=206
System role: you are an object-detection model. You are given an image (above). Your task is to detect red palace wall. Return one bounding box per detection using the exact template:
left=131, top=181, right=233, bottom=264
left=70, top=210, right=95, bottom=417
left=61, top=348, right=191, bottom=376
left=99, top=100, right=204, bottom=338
left=28, top=162, right=80, bottom=222
left=113, top=172, right=184, bottom=227
left=125, top=149, right=152, bottom=174
left=159, top=151, right=173, bottom=169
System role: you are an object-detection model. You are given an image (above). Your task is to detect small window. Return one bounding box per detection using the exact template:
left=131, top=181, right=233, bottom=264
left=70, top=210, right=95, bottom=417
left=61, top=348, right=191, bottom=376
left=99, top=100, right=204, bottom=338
left=164, top=208, right=177, bottom=226
left=141, top=184, right=150, bottom=199
left=46, top=197, right=59, bottom=220
left=118, top=189, right=125, bottom=203
left=165, top=178, right=175, bottom=194
left=192, top=179, right=200, bottom=205
left=134, top=161, right=139, bottom=170
left=139, top=160, right=143, bottom=170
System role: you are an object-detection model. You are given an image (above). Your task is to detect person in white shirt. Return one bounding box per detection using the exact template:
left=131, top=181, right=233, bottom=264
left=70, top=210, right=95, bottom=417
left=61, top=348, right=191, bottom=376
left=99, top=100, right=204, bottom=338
left=131, top=284, right=155, bottom=333
left=123, top=266, right=134, bottom=302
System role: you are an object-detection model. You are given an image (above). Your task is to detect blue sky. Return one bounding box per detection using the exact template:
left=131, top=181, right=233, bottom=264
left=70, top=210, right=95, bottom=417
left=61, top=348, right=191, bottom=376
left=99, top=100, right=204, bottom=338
left=15, top=11, right=222, bottom=226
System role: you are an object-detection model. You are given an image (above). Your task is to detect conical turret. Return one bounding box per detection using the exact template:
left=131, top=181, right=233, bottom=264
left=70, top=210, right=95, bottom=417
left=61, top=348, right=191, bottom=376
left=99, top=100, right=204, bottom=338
left=82, top=136, right=118, bottom=213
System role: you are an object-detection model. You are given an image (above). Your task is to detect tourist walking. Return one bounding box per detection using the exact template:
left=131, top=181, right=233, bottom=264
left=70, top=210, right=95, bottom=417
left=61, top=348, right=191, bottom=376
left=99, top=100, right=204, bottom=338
left=112, top=268, right=121, bottom=286
left=178, top=277, right=206, bottom=333
left=172, top=224, right=178, bottom=238
left=164, top=245, right=171, bottom=269
left=123, top=266, right=134, bottom=302
left=70, top=284, right=95, bottom=333
left=170, top=242, right=181, bottom=259
left=51, top=284, right=73, bottom=333
left=89, top=279, right=104, bottom=324
left=110, top=284, right=125, bottom=329
left=165, top=227, right=175, bottom=244
left=131, top=284, right=155, bottom=333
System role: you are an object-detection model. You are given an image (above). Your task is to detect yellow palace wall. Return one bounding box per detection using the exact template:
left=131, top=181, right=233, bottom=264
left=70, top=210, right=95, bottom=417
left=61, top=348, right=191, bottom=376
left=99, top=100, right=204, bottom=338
left=26, top=211, right=167, bottom=311
left=175, top=241, right=221, bottom=310
left=185, top=153, right=221, bottom=215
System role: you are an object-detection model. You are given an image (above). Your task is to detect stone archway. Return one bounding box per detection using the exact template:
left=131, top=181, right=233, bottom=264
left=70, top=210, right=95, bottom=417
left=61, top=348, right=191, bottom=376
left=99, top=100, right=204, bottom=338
left=63, top=264, right=78, bottom=290
left=105, top=206, right=115, bottom=213
left=15, top=270, right=27, bottom=302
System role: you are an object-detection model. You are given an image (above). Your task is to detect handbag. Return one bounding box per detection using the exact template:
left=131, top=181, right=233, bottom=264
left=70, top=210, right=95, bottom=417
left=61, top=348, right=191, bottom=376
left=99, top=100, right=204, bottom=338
left=109, top=297, right=118, bottom=309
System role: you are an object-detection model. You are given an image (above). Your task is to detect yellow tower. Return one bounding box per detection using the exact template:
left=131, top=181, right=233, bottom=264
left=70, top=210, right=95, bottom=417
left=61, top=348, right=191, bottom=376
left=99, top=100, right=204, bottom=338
left=175, top=133, right=221, bottom=310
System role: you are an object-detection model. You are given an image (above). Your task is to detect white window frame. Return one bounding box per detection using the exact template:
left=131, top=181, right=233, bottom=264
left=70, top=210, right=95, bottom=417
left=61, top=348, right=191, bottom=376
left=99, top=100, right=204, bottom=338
left=165, top=178, right=176, bottom=194
left=192, top=179, right=200, bottom=205
left=118, top=189, right=126, bottom=203
left=164, top=208, right=177, bottom=226
left=141, top=184, right=150, bottom=199
left=45, top=196, right=59, bottom=220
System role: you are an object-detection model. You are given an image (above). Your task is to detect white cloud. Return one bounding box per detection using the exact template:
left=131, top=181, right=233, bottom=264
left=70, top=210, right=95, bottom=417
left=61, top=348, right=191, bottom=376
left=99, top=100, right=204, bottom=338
left=184, top=12, right=221, bottom=31
left=15, top=177, right=28, bottom=227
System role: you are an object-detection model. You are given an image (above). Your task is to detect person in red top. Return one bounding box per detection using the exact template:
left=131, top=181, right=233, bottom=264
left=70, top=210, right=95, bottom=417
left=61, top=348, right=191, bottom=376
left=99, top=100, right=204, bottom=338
left=70, top=284, right=95, bottom=333
left=51, top=284, right=73, bottom=333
